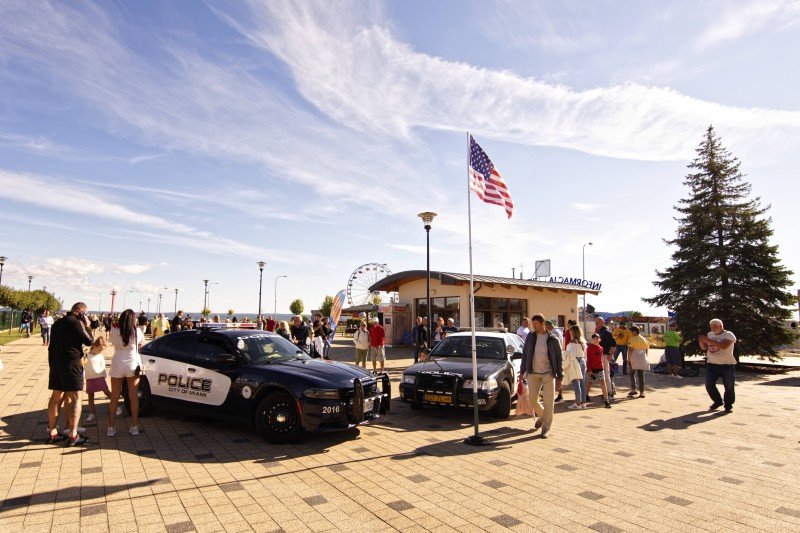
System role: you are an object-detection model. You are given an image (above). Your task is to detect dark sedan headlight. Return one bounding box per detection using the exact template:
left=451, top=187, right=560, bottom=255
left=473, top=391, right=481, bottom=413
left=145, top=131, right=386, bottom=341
left=303, top=388, right=340, bottom=400
left=401, top=374, right=416, bottom=384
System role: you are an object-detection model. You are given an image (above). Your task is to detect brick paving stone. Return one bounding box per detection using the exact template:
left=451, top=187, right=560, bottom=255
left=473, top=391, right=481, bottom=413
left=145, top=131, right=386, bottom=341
left=2, top=337, right=800, bottom=532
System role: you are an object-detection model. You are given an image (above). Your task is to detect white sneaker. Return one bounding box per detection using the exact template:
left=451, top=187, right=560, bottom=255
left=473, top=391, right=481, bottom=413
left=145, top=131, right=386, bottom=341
left=674, top=375, right=683, bottom=379
left=106, top=427, right=116, bottom=437
left=129, top=426, right=139, bottom=436
left=580, top=404, right=587, bottom=409
left=85, top=413, right=96, bottom=422
left=116, top=406, right=123, bottom=416
left=567, top=403, right=581, bottom=410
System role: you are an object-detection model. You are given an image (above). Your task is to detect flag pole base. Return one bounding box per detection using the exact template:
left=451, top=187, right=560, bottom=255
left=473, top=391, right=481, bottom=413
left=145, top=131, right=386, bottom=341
left=463, top=434, right=489, bottom=446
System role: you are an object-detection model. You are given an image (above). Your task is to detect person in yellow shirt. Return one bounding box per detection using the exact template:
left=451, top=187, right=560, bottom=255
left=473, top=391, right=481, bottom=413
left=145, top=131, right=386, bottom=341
left=612, top=321, right=632, bottom=375
left=626, top=326, right=649, bottom=398
left=151, top=313, right=170, bottom=339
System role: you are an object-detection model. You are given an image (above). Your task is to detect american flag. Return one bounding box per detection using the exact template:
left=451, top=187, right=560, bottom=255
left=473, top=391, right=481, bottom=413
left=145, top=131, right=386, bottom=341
left=468, top=134, right=514, bottom=218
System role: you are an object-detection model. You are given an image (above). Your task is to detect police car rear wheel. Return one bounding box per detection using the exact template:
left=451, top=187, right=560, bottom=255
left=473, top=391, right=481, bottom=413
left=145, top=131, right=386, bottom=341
left=256, top=393, right=305, bottom=443
left=123, top=377, right=155, bottom=417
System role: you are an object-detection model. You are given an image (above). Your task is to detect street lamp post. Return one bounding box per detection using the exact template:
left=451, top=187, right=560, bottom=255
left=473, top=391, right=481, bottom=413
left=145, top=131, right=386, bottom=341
left=27, top=275, right=33, bottom=291
left=417, top=212, right=437, bottom=364
left=274, top=275, right=287, bottom=317
left=110, top=289, right=117, bottom=314
left=203, top=279, right=209, bottom=313
left=0, top=256, right=6, bottom=286
left=582, top=242, right=593, bottom=326
left=156, top=287, right=168, bottom=315
left=122, top=289, right=135, bottom=309
left=257, top=261, right=266, bottom=321
left=174, top=288, right=179, bottom=315
left=147, top=298, right=151, bottom=316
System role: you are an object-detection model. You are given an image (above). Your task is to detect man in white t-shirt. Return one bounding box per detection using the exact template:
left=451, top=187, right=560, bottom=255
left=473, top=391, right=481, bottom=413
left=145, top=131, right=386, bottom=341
left=698, top=318, right=737, bottom=413
left=516, top=317, right=530, bottom=342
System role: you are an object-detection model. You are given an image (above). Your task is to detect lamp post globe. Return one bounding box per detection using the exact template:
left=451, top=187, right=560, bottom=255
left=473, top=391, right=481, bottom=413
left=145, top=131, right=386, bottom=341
left=0, top=256, right=6, bottom=286
left=417, top=212, right=437, bottom=364
left=257, top=261, right=266, bottom=323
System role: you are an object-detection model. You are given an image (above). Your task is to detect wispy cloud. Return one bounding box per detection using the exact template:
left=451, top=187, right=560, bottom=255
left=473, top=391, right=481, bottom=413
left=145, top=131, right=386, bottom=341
left=571, top=202, right=603, bottom=212
left=114, top=264, right=153, bottom=274
left=388, top=244, right=427, bottom=254
left=480, top=1, right=601, bottom=53
left=214, top=1, right=800, bottom=164
left=0, top=168, right=301, bottom=262
left=695, top=0, right=800, bottom=51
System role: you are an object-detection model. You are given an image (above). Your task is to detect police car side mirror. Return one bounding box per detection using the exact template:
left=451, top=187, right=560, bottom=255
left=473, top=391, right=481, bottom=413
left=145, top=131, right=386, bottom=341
left=216, top=354, right=237, bottom=364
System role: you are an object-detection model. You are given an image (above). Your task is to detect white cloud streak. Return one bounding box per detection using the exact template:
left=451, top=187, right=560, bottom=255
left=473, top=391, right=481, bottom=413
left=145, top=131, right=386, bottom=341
left=215, top=0, right=800, bottom=163
left=695, top=0, right=800, bottom=51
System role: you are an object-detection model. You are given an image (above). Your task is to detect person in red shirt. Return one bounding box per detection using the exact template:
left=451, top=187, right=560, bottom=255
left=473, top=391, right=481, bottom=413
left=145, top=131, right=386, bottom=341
left=368, top=317, right=386, bottom=372
left=265, top=316, right=276, bottom=332
left=585, top=333, right=611, bottom=408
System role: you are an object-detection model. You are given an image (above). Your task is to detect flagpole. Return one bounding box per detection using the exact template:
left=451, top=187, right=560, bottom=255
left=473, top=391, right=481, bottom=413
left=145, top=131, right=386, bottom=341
left=465, top=131, right=487, bottom=446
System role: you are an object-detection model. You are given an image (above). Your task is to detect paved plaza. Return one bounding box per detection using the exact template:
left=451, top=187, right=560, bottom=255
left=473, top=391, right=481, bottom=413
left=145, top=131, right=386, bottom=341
left=1, top=335, right=799, bottom=532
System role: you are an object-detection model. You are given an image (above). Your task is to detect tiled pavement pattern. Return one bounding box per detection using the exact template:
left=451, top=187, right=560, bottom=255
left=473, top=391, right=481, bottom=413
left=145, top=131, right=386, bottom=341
left=1, top=336, right=799, bottom=532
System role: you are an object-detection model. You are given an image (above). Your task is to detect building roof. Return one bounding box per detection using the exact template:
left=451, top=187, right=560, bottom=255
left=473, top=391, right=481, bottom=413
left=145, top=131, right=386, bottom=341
left=368, top=270, right=600, bottom=295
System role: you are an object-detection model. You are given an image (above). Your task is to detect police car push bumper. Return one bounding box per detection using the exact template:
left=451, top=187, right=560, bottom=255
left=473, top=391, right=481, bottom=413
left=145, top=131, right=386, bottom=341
left=301, top=374, right=391, bottom=432
left=400, top=372, right=499, bottom=410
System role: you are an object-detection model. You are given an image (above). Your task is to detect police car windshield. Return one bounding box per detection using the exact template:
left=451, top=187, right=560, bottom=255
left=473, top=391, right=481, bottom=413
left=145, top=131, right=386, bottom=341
left=236, top=334, right=310, bottom=364
left=429, top=336, right=507, bottom=360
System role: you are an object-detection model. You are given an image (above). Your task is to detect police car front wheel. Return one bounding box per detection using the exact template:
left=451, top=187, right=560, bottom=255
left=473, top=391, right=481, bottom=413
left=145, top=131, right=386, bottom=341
left=255, top=392, right=306, bottom=443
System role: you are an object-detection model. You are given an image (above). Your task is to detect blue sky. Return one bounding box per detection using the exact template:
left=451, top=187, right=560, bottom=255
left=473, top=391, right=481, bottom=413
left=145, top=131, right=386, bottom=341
left=1, top=0, right=798, bottom=317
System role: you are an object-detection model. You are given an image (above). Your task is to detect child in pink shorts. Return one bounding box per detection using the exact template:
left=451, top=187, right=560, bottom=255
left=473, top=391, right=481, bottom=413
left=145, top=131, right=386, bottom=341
left=84, top=337, right=120, bottom=421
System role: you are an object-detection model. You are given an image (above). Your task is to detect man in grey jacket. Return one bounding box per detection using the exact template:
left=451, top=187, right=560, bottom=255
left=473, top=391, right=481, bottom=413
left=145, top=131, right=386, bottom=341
left=520, top=313, right=564, bottom=438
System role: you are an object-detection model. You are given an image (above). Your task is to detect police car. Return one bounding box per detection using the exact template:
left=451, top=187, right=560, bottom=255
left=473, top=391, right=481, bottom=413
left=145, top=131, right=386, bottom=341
left=399, top=331, right=523, bottom=418
left=122, top=325, right=390, bottom=443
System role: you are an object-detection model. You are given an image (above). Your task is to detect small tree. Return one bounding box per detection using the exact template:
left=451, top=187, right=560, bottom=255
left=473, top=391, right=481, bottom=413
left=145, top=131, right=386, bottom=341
left=289, top=298, right=304, bottom=316
left=630, top=311, right=643, bottom=319
left=227, top=308, right=235, bottom=318
left=201, top=307, right=211, bottom=318
left=645, top=126, right=795, bottom=359
left=319, top=295, right=334, bottom=318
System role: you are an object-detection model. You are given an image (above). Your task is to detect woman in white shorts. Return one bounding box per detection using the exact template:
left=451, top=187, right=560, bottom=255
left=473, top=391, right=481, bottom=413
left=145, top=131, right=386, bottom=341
left=106, top=309, right=143, bottom=436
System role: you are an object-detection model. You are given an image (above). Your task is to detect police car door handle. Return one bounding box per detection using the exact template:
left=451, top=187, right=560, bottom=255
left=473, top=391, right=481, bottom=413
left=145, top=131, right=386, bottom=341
left=187, top=367, right=196, bottom=373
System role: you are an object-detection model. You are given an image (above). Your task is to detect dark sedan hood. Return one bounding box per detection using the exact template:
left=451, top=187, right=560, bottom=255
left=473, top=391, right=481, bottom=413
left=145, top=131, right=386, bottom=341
left=405, top=358, right=505, bottom=380
left=263, top=358, right=373, bottom=387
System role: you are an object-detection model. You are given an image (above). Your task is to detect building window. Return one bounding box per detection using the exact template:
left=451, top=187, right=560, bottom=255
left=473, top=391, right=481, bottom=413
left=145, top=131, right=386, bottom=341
left=415, top=297, right=460, bottom=326
left=473, top=297, right=527, bottom=331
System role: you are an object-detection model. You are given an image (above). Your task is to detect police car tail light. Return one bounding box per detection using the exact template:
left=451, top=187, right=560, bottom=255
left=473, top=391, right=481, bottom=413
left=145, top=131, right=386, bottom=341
left=401, top=374, right=416, bottom=384
left=303, top=388, right=340, bottom=400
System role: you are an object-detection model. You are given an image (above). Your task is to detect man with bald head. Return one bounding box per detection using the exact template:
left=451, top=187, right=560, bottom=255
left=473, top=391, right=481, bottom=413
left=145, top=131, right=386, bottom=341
left=48, top=302, right=93, bottom=446
left=699, top=319, right=737, bottom=413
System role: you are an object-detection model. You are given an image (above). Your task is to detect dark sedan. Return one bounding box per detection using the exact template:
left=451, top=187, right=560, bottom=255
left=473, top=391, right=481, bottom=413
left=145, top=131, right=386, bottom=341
left=398, top=331, right=523, bottom=418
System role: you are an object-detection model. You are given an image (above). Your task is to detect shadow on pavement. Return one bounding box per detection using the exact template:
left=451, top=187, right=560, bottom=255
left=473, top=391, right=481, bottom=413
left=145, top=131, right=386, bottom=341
left=0, top=480, right=160, bottom=514
left=637, top=409, right=727, bottom=432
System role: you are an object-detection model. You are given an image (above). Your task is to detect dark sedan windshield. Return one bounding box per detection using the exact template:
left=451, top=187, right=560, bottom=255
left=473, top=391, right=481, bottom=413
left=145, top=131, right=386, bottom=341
left=430, top=336, right=507, bottom=360
left=236, top=334, right=310, bottom=364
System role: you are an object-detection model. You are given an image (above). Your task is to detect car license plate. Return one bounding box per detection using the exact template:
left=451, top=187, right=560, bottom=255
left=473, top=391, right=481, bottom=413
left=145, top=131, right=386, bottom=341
left=424, top=394, right=452, bottom=404
left=364, top=398, right=375, bottom=412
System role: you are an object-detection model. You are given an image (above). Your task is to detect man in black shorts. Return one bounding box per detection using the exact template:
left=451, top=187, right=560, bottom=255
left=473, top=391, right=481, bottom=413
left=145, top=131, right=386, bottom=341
left=48, top=302, right=94, bottom=446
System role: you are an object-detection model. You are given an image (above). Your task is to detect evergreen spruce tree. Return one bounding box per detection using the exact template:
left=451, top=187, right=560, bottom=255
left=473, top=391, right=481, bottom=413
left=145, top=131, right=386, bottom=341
left=645, top=126, right=795, bottom=359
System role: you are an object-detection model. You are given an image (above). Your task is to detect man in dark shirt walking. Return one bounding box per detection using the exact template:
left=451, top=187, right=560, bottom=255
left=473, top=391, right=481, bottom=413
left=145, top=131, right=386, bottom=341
left=594, top=317, right=617, bottom=397
left=47, top=302, right=93, bottom=446
left=290, top=315, right=310, bottom=351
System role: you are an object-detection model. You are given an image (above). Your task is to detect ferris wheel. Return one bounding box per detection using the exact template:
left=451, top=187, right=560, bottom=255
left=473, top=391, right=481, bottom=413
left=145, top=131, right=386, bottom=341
left=346, top=263, right=394, bottom=306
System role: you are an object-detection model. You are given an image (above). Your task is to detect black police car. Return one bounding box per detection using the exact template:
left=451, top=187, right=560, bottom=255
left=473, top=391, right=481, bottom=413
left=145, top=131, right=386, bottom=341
left=399, top=331, right=523, bottom=418
left=122, top=326, right=390, bottom=443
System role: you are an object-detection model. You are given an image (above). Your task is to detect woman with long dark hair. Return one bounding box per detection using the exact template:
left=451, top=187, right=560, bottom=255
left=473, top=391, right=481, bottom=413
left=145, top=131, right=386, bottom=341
left=106, top=309, right=143, bottom=436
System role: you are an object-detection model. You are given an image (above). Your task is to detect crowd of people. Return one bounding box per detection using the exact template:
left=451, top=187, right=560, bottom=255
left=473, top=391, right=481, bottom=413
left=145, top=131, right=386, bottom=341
left=32, top=297, right=739, bottom=446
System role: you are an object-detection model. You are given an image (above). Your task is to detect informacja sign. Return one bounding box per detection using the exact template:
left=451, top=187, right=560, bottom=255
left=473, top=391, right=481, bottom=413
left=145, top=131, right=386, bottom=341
left=549, top=276, right=602, bottom=291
